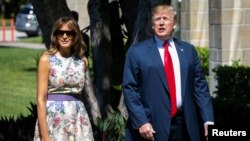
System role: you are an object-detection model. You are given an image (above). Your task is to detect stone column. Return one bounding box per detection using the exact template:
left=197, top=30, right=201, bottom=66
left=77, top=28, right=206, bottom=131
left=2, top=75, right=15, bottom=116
left=209, top=0, right=250, bottom=95
left=66, top=0, right=89, bottom=30
left=180, top=0, right=209, bottom=47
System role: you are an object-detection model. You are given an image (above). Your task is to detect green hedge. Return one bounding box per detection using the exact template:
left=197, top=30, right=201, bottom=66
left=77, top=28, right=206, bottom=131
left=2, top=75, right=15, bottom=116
left=213, top=65, right=250, bottom=98
left=212, top=64, right=250, bottom=127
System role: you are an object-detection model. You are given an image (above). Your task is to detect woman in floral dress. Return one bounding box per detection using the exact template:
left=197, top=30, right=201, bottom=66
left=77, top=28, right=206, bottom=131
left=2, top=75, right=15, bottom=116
left=34, top=16, right=101, bottom=141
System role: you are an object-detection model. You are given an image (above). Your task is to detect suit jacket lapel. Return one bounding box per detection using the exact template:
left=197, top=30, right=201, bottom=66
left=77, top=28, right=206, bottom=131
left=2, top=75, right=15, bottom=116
left=147, top=38, right=169, bottom=91
left=146, top=38, right=189, bottom=97
left=174, top=38, right=187, bottom=99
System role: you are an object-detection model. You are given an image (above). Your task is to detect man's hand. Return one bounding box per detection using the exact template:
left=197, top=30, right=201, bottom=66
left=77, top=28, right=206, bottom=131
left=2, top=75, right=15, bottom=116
left=139, top=123, right=156, bottom=140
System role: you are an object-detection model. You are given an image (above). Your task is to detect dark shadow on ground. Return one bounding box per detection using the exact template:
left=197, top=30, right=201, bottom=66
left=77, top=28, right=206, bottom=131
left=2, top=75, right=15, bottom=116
left=0, top=102, right=37, bottom=141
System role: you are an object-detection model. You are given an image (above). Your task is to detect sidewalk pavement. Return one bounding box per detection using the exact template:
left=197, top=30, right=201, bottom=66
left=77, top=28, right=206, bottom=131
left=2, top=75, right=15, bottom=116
left=0, top=29, right=45, bottom=49
left=0, top=41, right=45, bottom=50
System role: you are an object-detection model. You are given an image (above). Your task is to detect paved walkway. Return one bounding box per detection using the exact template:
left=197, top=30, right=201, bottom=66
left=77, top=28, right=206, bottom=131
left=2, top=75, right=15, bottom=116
left=0, top=29, right=45, bottom=49
left=0, top=41, right=45, bottom=50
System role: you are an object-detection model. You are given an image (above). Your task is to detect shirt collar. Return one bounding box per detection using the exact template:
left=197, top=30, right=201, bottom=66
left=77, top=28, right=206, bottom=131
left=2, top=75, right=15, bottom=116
left=154, top=35, right=173, bottom=49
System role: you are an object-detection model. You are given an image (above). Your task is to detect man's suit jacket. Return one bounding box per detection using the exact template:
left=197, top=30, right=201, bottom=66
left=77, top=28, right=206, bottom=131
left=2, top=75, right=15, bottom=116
left=122, top=37, right=214, bottom=141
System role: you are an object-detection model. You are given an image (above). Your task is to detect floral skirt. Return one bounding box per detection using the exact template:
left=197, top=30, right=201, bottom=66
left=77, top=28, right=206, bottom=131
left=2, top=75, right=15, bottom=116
left=33, top=101, right=94, bottom=141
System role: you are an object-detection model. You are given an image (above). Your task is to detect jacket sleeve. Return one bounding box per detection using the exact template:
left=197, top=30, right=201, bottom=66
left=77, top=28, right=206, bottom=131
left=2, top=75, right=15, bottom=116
left=192, top=48, right=214, bottom=123
left=122, top=48, right=149, bottom=129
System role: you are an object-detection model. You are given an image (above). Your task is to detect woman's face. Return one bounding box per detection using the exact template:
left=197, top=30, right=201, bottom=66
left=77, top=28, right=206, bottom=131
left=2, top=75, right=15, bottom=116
left=152, top=7, right=176, bottom=40
left=56, top=24, right=76, bottom=49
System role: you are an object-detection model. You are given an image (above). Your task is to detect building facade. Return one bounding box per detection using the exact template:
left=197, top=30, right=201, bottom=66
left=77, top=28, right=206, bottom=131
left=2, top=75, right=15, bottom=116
left=180, top=0, right=250, bottom=94
left=67, top=0, right=250, bottom=94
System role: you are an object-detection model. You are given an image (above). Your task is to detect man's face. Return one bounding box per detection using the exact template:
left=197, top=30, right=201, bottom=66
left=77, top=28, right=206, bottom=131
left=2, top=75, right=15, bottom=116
left=152, top=8, right=176, bottom=40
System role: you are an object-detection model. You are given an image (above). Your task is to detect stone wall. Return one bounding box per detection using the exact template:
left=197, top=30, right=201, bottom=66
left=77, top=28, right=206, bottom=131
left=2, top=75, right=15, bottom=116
left=180, top=0, right=250, bottom=94
left=209, top=0, right=250, bottom=94
left=66, top=0, right=89, bottom=30
left=180, top=0, right=209, bottom=47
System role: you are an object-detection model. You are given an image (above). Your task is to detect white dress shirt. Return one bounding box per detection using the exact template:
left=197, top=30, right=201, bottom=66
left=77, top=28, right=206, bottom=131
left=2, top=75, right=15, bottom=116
left=155, top=36, right=182, bottom=108
left=155, top=36, right=214, bottom=125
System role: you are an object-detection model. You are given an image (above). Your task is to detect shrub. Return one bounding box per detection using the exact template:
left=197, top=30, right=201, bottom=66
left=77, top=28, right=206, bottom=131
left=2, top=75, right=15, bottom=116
left=195, top=47, right=209, bottom=76
left=0, top=102, right=37, bottom=141
left=212, top=62, right=250, bottom=127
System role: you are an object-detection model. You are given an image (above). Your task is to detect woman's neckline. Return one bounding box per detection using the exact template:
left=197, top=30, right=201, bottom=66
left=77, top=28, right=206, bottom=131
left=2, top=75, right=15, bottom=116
left=56, top=52, right=72, bottom=59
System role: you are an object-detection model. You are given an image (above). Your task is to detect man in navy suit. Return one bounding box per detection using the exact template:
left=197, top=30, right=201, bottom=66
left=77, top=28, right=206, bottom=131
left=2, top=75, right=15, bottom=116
left=123, top=3, right=214, bottom=141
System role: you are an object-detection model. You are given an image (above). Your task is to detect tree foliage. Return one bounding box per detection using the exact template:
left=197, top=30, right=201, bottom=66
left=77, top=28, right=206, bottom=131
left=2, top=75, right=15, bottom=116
left=32, top=0, right=171, bottom=118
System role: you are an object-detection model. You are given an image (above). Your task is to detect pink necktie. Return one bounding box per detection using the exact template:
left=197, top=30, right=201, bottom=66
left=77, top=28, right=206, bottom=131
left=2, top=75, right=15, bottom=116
left=164, top=41, right=177, bottom=117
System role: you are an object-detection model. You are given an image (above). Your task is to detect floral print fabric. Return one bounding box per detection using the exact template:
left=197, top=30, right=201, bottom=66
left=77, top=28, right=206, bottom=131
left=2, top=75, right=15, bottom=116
left=48, top=53, right=85, bottom=94
left=33, top=53, right=94, bottom=141
left=34, top=101, right=94, bottom=141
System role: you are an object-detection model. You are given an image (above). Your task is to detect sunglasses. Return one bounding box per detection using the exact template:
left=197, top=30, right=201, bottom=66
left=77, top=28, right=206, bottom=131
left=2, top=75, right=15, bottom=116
left=55, top=30, right=76, bottom=38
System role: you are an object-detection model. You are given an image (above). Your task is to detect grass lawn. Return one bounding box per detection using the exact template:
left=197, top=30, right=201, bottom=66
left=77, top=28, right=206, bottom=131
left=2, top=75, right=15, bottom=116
left=0, top=47, right=43, bottom=119
left=18, top=36, right=43, bottom=44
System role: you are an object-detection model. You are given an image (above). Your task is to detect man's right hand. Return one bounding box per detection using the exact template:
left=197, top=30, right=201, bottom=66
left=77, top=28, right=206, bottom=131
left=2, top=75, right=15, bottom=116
left=139, top=123, right=156, bottom=140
